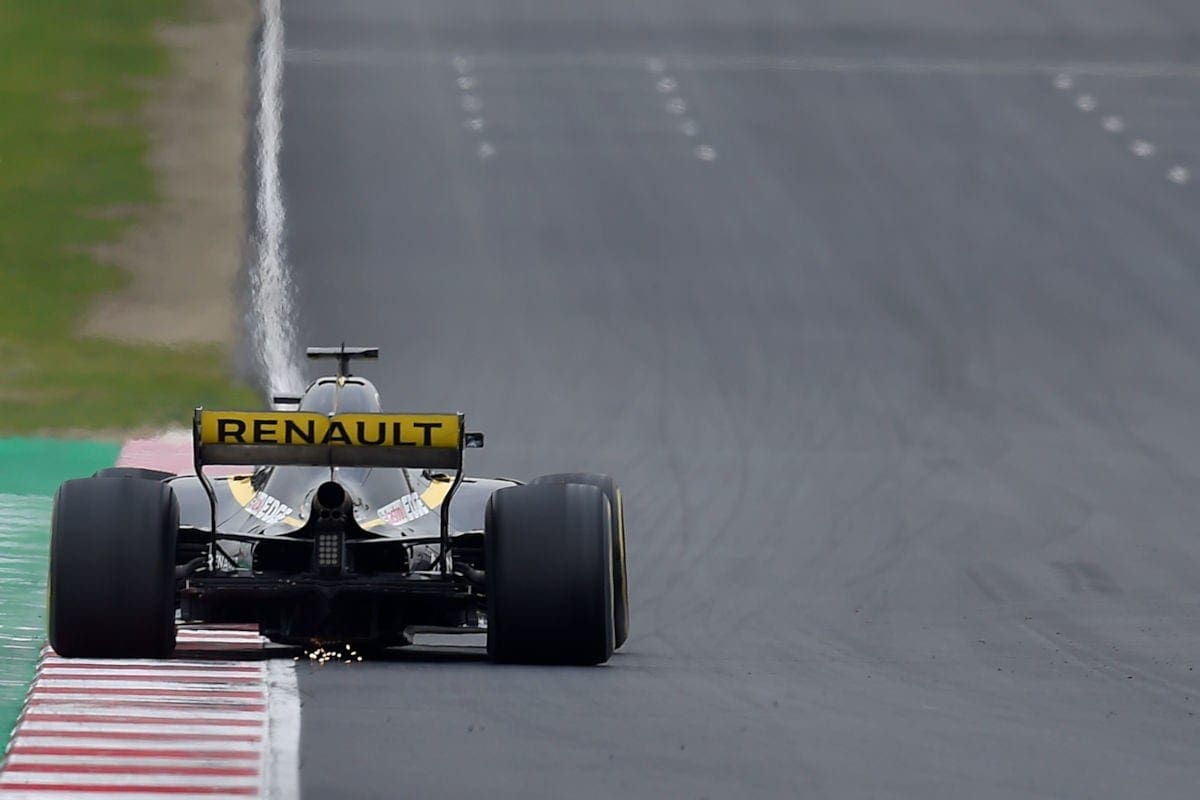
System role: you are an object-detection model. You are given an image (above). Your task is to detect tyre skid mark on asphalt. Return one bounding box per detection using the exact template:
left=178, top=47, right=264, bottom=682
left=1019, top=614, right=1200, bottom=707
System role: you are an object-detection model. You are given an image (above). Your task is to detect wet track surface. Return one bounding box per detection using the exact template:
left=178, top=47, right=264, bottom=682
left=276, top=2, right=1200, bottom=797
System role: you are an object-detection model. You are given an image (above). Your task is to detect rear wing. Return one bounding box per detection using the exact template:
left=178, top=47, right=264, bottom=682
left=191, top=409, right=471, bottom=572
left=194, top=409, right=464, bottom=470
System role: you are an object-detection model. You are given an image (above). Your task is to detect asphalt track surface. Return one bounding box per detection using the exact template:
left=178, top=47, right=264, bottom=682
left=275, top=2, right=1200, bottom=797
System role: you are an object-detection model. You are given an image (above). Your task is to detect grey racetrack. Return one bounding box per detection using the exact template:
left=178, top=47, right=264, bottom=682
left=273, top=2, right=1200, bottom=797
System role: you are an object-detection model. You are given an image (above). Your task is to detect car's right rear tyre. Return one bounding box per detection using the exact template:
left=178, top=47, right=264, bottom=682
left=49, top=477, right=179, bottom=658
left=485, top=482, right=614, bottom=665
left=530, top=473, right=629, bottom=649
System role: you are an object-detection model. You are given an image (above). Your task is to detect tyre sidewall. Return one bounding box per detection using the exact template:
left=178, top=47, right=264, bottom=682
left=487, top=482, right=614, bottom=665
left=49, top=477, right=178, bottom=658
left=531, top=473, right=629, bottom=648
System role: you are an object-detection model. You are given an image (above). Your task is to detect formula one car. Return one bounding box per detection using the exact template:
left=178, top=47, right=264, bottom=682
left=47, top=346, right=628, bottom=665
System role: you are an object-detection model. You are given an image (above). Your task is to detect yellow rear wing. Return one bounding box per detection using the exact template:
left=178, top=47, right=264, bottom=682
left=190, top=409, right=474, bottom=561
left=193, top=409, right=465, bottom=470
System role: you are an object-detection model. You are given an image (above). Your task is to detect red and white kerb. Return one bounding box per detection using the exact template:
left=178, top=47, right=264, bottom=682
left=0, top=629, right=276, bottom=799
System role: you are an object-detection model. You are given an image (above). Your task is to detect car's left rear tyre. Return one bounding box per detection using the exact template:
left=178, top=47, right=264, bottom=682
left=49, top=477, right=178, bottom=658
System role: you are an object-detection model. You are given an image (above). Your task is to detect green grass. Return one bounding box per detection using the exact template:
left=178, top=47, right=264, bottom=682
left=0, top=1, right=259, bottom=434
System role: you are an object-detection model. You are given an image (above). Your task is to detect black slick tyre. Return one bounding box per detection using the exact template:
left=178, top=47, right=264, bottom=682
left=49, top=477, right=179, bottom=658
left=93, top=467, right=175, bottom=482
left=486, top=482, right=614, bottom=665
left=531, top=473, right=629, bottom=649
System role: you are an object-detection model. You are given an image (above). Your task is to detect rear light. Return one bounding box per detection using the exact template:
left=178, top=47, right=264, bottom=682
left=315, top=531, right=343, bottom=573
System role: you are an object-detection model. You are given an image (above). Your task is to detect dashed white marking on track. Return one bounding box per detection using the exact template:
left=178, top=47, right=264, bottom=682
left=1130, top=139, right=1157, bottom=158
left=452, top=56, right=493, bottom=162
left=1050, top=84, right=1191, bottom=189
left=646, top=57, right=666, bottom=74
left=645, top=71, right=718, bottom=160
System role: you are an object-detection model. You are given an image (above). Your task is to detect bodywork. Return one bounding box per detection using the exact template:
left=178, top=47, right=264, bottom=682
left=173, top=359, right=514, bottom=648
left=170, top=469, right=515, bottom=647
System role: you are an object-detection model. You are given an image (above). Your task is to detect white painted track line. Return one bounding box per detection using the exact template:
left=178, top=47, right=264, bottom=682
left=263, top=660, right=299, bottom=800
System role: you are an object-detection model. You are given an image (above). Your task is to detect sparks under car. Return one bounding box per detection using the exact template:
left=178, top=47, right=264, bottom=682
left=47, top=346, right=629, bottom=665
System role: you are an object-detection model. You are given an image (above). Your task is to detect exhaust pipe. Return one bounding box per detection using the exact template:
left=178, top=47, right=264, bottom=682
left=313, top=481, right=349, bottom=521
